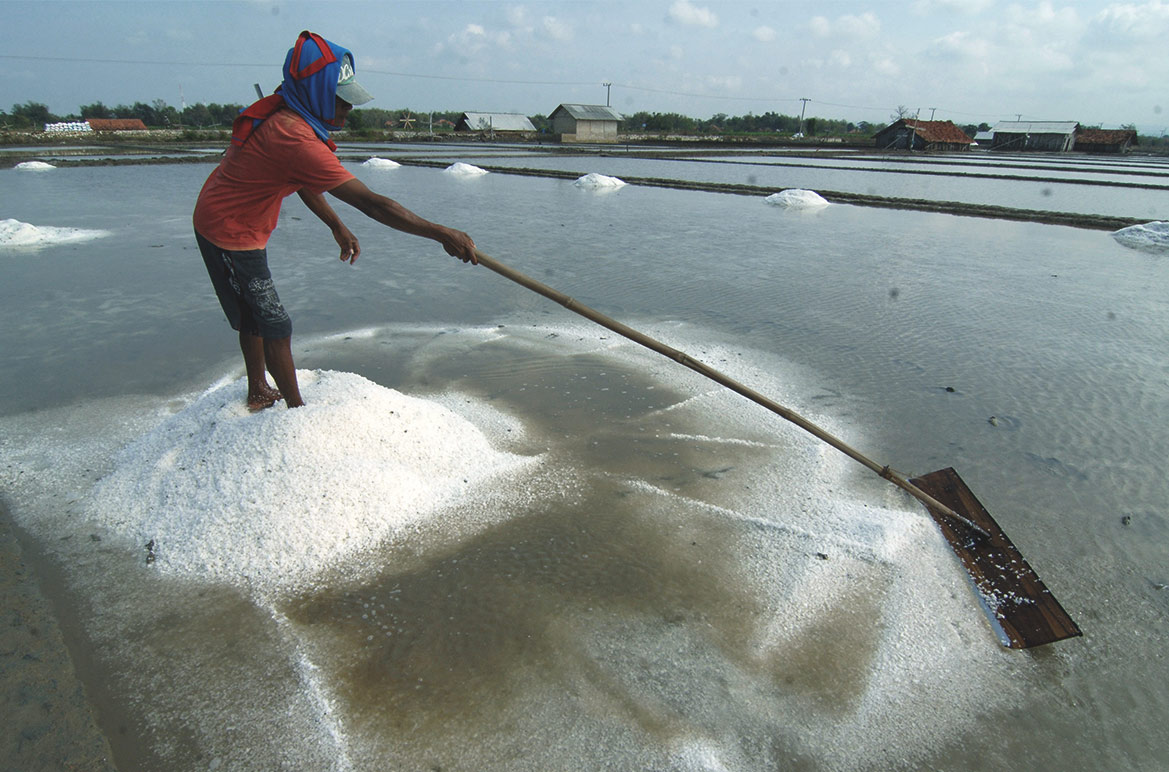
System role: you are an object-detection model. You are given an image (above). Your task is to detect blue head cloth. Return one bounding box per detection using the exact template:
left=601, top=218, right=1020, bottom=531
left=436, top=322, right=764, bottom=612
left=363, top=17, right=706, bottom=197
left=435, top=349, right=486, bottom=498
left=279, top=31, right=353, bottom=142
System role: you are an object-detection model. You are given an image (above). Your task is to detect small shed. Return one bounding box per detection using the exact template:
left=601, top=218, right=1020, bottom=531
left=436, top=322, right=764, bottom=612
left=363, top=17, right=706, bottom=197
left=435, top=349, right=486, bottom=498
left=548, top=104, right=623, bottom=143
left=989, top=121, right=1078, bottom=152
left=86, top=118, right=149, bottom=132
left=455, top=112, right=536, bottom=134
left=1074, top=128, right=1137, bottom=154
left=873, top=119, right=974, bottom=151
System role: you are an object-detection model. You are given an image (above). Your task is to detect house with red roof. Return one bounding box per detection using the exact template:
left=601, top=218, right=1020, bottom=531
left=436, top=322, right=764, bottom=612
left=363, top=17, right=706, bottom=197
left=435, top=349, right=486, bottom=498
left=873, top=119, right=975, bottom=152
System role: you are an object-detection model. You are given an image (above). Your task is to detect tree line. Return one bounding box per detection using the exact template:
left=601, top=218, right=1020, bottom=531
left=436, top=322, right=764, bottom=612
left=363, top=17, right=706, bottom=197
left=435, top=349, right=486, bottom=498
left=4, top=99, right=863, bottom=136
left=4, top=99, right=1161, bottom=147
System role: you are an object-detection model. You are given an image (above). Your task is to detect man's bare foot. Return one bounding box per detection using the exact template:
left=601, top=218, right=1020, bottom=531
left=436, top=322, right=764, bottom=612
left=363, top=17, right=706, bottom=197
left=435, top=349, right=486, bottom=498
left=246, top=385, right=283, bottom=412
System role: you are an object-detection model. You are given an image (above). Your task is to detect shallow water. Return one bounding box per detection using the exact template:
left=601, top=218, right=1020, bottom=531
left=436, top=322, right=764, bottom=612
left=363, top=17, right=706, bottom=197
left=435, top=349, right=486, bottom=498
left=387, top=150, right=1169, bottom=220
left=2, top=155, right=1168, bottom=770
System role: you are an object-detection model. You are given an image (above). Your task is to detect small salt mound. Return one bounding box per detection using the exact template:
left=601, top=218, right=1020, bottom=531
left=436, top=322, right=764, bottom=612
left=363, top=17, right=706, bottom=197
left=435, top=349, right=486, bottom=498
left=444, top=162, right=489, bottom=176
left=1112, top=221, right=1169, bottom=253
left=764, top=189, right=830, bottom=209
left=15, top=160, right=56, bottom=171
left=0, top=218, right=111, bottom=249
left=362, top=157, right=401, bottom=169
left=90, top=370, right=535, bottom=594
left=575, top=173, right=626, bottom=189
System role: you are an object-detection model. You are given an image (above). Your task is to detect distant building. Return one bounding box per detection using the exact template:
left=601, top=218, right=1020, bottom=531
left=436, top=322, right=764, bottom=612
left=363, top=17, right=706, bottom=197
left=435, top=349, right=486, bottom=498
left=989, top=121, right=1078, bottom=152
left=548, top=104, right=623, bottom=143
left=455, top=112, right=537, bottom=134
left=44, top=121, right=94, bottom=133
left=1073, top=127, right=1137, bottom=154
left=873, top=119, right=975, bottom=151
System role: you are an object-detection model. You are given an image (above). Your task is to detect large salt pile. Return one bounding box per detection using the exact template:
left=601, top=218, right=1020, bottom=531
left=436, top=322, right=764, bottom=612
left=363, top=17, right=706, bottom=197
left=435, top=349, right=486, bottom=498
left=362, top=157, right=401, bottom=169
left=444, top=162, right=489, bottom=176
left=0, top=218, right=111, bottom=249
left=764, top=189, right=830, bottom=209
left=1111, top=221, right=1169, bottom=253
left=574, top=172, right=626, bottom=189
left=89, top=370, right=536, bottom=595
left=14, top=160, right=57, bottom=171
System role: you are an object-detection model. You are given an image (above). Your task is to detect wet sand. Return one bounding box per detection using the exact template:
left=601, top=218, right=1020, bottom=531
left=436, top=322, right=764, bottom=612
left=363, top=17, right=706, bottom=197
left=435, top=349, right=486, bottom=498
left=1, top=503, right=115, bottom=771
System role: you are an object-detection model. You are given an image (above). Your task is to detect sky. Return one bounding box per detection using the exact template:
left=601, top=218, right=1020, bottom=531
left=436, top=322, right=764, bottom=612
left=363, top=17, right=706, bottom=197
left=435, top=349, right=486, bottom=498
left=2, top=0, right=1167, bottom=133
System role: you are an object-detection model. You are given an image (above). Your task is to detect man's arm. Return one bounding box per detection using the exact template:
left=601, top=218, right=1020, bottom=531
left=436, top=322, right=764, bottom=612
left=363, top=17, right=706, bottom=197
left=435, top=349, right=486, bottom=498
left=327, top=178, right=478, bottom=264
left=298, top=189, right=361, bottom=264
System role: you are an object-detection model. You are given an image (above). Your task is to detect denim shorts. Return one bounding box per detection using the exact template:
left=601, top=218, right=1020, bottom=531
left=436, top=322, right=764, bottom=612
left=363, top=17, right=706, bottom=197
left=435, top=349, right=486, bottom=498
left=195, top=230, right=292, bottom=339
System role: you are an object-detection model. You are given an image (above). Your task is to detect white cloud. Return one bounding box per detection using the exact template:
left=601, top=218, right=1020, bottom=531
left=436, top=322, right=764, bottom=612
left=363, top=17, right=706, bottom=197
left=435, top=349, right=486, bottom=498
left=872, top=57, right=901, bottom=77
left=829, top=49, right=853, bottom=68
left=752, top=25, right=777, bottom=42
left=913, top=0, right=996, bottom=14
left=669, top=0, right=718, bottom=28
left=706, top=74, right=743, bottom=92
left=809, top=11, right=880, bottom=39
left=934, top=29, right=993, bottom=59
left=838, top=12, right=881, bottom=37
left=505, top=5, right=528, bottom=28
left=541, top=16, right=573, bottom=41
left=1094, top=0, right=1169, bottom=39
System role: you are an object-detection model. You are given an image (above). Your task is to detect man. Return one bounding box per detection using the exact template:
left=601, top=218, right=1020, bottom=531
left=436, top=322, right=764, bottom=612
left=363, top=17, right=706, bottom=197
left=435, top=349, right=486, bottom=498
left=194, top=30, right=477, bottom=410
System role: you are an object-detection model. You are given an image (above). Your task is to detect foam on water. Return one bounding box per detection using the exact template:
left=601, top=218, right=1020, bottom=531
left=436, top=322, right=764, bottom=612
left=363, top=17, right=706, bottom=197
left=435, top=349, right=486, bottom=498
left=14, top=160, right=56, bottom=171
left=443, top=162, right=489, bottom=176
left=1111, top=220, right=1169, bottom=253
left=764, top=188, right=830, bottom=208
left=361, top=157, right=401, bottom=169
left=87, top=369, right=540, bottom=597
left=575, top=172, right=626, bottom=189
left=0, top=218, right=112, bottom=249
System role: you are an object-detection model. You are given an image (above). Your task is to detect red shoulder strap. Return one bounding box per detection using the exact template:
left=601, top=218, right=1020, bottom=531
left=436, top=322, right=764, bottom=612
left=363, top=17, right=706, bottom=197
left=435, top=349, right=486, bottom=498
left=230, top=94, right=286, bottom=147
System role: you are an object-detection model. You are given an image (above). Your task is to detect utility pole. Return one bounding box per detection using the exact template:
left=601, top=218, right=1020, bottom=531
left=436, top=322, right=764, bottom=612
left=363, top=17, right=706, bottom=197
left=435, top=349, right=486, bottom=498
left=929, top=107, right=936, bottom=121
left=798, top=97, right=810, bottom=136
left=602, top=82, right=612, bottom=107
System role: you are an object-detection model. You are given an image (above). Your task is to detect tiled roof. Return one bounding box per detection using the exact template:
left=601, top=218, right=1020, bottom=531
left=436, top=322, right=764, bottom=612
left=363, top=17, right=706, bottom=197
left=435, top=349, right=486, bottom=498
left=1074, top=128, right=1136, bottom=145
left=902, top=119, right=974, bottom=144
left=86, top=118, right=148, bottom=131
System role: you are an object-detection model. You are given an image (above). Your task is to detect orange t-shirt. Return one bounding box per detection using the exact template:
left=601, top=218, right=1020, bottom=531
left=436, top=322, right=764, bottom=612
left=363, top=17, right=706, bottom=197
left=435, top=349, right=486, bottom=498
left=193, top=108, right=355, bottom=250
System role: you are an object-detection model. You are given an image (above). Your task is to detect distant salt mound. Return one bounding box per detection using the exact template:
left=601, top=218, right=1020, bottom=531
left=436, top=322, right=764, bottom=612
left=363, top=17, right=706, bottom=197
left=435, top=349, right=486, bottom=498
left=0, top=218, right=111, bottom=249
left=14, top=160, right=56, bottom=171
left=362, top=157, right=401, bottom=169
left=444, top=162, right=488, bottom=176
left=90, top=370, right=536, bottom=595
left=1112, top=221, right=1169, bottom=253
left=575, top=172, right=626, bottom=189
left=764, top=189, right=830, bottom=209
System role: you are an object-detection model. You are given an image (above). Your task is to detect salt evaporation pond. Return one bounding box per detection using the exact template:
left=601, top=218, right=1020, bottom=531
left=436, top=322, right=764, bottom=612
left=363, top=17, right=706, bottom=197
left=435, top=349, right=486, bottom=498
left=1, top=157, right=1167, bottom=771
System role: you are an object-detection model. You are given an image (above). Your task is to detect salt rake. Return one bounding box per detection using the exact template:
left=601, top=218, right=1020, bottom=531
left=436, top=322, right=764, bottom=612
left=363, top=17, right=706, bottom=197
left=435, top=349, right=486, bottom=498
left=473, top=250, right=1081, bottom=649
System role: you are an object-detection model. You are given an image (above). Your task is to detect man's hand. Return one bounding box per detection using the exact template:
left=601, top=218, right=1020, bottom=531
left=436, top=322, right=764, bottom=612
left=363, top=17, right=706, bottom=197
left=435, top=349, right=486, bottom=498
left=440, top=228, right=478, bottom=264
left=332, top=224, right=361, bottom=264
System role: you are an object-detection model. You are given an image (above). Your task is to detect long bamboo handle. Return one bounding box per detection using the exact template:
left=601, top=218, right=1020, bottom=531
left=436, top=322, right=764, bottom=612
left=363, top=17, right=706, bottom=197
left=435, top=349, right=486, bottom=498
left=473, top=249, right=989, bottom=539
